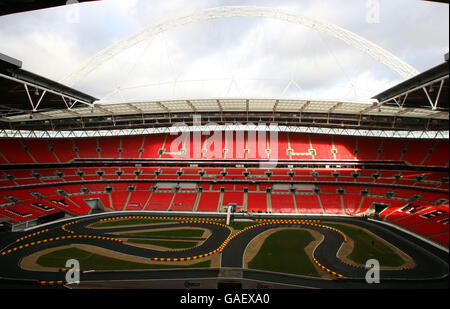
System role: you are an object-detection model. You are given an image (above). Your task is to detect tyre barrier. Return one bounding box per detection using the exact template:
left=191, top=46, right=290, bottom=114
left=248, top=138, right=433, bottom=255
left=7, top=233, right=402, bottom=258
left=151, top=220, right=232, bottom=262
left=37, top=280, right=67, bottom=286
left=16, top=229, right=49, bottom=243
left=58, top=267, right=85, bottom=274
left=98, top=216, right=225, bottom=224
left=150, top=219, right=338, bottom=262
left=61, top=221, right=78, bottom=234
left=1, top=235, right=123, bottom=256
left=313, top=257, right=345, bottom=278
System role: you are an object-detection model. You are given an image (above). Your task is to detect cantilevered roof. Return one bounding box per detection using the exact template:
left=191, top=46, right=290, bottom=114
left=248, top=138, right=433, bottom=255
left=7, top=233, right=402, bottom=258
left=0, top=0, right=100, bottom=16
left=0, top=53, right=98, bottom=119
left=1, top=98, right=447, bottom=133
left=373, top=54, right=449, bottom=110
left=5, top=98, right=448, bottom=121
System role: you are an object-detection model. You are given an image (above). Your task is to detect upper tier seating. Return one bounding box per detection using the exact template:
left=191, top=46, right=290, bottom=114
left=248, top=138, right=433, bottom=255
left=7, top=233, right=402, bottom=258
left=0, top=134, right=447, bottom=167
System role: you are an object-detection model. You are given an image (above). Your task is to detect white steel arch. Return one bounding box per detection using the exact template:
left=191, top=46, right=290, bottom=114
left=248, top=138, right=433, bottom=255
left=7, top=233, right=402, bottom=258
left=62, top=6, right=420, bottom=87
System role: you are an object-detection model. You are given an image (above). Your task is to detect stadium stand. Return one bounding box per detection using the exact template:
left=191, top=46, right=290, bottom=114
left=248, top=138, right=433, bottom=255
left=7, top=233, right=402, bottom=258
left=0, top=132, right=448, bottom=246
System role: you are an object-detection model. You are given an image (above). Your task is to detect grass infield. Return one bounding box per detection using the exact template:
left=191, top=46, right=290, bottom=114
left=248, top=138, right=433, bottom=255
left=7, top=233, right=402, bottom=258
left=229, top=221, right=259, bottom=230
left=248, top=229, right=319, bottom=277
left=126, top=239, right=199, bottom=249
left=36, top=248, right=210, bottom=270
left=322, top=223, right=405, bottom=267
left=126, top=229, right=205, bottom=238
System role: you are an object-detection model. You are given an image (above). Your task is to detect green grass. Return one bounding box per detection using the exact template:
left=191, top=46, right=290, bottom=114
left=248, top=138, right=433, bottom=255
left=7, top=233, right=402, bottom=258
left=229, top=221, right=259, bottom=230
left=127, top=239, right=199, bottom=249
left=126, top=229, right=205, bottom=238
left=91, top=219, right=177, bottom=228
left=36, top=248, right=210, bottom=270
left=248, top=229, right=319, bottom=277
left=322, top=223, right=405, bottom=267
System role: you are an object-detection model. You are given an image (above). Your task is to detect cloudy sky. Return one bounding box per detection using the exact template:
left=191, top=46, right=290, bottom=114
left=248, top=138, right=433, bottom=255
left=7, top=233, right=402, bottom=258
left=0, top=0, right=448, bottom=103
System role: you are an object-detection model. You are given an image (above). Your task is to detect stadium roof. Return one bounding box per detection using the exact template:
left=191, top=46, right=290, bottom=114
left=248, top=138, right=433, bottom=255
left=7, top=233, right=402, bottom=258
left=0, top=0, right=99, bottom=16
left=373, top=53, right=449, bottom=111
left=0, top=53, right=98, bottom=119
left=0, top=98, right=447, bottom=134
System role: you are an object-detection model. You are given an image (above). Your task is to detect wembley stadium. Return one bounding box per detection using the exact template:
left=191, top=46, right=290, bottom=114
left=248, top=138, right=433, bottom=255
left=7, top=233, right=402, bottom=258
left=0, top=0, right=448, bottom=295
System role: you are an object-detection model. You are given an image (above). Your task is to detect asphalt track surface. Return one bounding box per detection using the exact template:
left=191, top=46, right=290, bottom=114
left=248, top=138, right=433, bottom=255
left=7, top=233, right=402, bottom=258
left=0, top=212, right=448, bottom=289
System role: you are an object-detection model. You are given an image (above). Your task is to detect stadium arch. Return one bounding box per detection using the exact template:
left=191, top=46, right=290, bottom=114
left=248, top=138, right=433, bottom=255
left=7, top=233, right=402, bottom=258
left=62, top=6, right=421, bottom=87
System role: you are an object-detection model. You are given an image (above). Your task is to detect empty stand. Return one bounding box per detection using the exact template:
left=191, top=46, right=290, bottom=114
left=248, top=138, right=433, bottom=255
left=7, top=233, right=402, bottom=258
left=145, top=192, right=174, bottom=211
left=196, top=191, right=220, bottom=212
left=295, top=194, right=322, bottom=214
left=247, top=192, right=267, bottom=212
left=170, top=191, right=197, bottom=211
left=271, top=194, right=296, bottom=213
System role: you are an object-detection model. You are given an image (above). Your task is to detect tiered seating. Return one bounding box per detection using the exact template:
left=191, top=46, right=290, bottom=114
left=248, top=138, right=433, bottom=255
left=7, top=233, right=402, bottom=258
left=44, top=195, right=89, bottom=215
left=247, top=192, right=267, bottom=212
left=222, top=191, right=244, bottom=207
left=1, top=134, right=448, bottom=165
left=288, top=134, right=311, bottom=159
left=74, top=138, right=98, bottom=159
left=271, top=194, right=296, bottom=213
left=423, top=140, right=449, bottom=167
left=187, top=132, right=209, bottom=159
left=160, top=133, right=185, bottom=159
left=203, top=132, right=225, bottom=160
left=98, top=137, right=120, bottom=159
left=378, top=139, right=407, bottom=162
left=295, top=194, right=322, bottom=214
left=403, top=140, right=436, bottom=166
left=0, top=133, right=448, bottom=247
left=141, top=134, right=167, bottom=158
left=0, top=139, right=34, bottom=163
left=231, top=131, right=246, bottom=159
left=110, top=191, right=130, bottom=211
left=319, top=193, right=343, bottom=214
left=333, top=136, right=356, bottom=160
left=385, top=203, right=448, bottom=245
left=276, top=132, right=290, bottom=160
left=363, top=198, right=407, bottom=217
left=0, top=153, right=8, bottom=164
left=21, top=198, right=60, bottom=215
left=310, top=134, right=334, bottom=160
left=196, top=191, right=220, bottom=212
left=126, top=191, right=151, bottom=210
left=48, top=139, right=77, bottom=163
left=170, top=191, right=197, bottom=211
left=145, top=192, right=174, bottom=211
left=430, top=234, right=449, bottom=247
left=22, top=140, right=58, bottom=163
left=342, top=194, right=363, bottom=214
left=121, top=136, right=144, bottom=159
left=247, top=131, right=268, bottom=160
left=0, top=204, right=45, bottom=221
left=356, top=137, right=381, bottom=161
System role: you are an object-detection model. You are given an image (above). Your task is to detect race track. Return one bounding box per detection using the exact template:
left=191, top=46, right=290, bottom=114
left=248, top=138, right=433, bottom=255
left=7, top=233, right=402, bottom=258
left=0, top=212, right=448, bottom=289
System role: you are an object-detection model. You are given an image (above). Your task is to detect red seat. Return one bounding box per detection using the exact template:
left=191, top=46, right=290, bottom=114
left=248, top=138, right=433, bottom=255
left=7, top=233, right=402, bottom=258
left=271, top=194, right=296, bottom=213
left=197, top=192, right=220, bottom=212
left=170, top=192, right=197, bottom=211
left=145, top=192, right=174, bottom=211
left=247, top=192, right=267, bottom=212
left=295, top=194, right=322, bottom=214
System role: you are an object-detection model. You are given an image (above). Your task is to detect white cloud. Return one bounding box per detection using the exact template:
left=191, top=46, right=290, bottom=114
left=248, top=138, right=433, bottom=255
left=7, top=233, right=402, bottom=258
left=0, top=0, right=447, bottom=102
